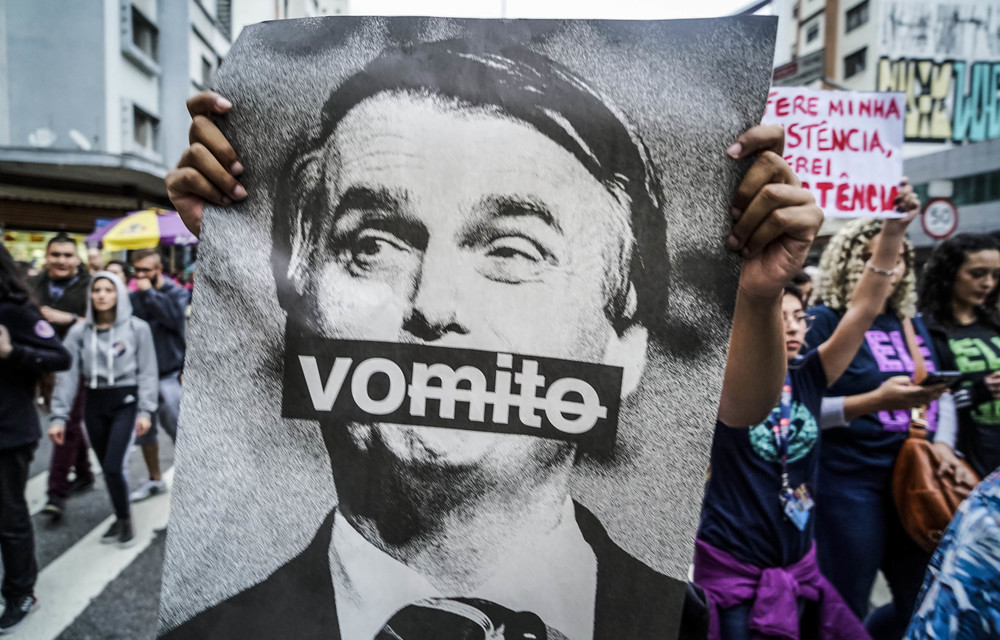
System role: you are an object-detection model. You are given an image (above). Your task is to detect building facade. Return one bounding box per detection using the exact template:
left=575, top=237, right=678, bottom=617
left=0, top=0, right=231, bottom=263
left=769, top=0, right=999, bottom=248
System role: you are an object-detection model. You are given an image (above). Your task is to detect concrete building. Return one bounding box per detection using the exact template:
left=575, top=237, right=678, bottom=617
left=767, top=0, right=1000, bottom=248
left=771, top=0, right=1000, bottom=153
left=906, top=136, right=1000, bottom=257
left=0, top=0, right=231, bottom=262
left=231, top=0, right=349, bottom=39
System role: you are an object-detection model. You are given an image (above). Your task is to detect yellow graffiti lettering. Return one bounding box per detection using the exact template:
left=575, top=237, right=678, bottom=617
left=878, top=57, right=953, bottom=141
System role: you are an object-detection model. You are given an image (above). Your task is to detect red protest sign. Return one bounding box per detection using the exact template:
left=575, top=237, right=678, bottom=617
left=762, top=87, right=906, bottom=219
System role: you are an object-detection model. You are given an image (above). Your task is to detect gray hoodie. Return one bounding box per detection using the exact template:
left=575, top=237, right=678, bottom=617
left=51, top=272, right=159, bottom=425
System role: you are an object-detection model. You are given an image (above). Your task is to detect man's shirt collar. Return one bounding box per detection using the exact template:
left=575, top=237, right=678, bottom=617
left=329, top=498, right=597, bottom=640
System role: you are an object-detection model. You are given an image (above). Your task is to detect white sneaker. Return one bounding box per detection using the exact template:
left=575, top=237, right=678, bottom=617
left=129, top=479, right=167, bottom=502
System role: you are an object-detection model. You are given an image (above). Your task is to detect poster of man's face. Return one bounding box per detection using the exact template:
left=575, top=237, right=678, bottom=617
left=159, top=16, right=776, bottom=640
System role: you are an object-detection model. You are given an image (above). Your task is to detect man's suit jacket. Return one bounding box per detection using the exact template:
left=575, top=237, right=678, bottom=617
left=160, top=502, right=708, bottom=639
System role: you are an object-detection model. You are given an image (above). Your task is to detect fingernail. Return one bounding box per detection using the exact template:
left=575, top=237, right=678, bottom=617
left=221, top=196, right=232, bottom=206
left=231, top=161, right=243, bottom=176
left=726, top=234, right=740, bottom=250
left=730, top=207, right=743, bottom=221
left=741, top=247, right=751, bottom=259
left=233, top=185, right=247, bottom=199
left=217, top=97, right=233, bottom=110
left=726, top=142, right=742, bottom=159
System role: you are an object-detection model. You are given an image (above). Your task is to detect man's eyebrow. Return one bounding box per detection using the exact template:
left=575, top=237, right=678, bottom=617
left=333, top=185, right=406, bottom=218
left=330, top=185, right=427, bottom=248
left=484, top=196, right=562, bottom=233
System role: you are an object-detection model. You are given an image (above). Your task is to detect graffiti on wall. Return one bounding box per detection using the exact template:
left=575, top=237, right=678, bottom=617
left=878, top=2, right=1000, bottom=143
left=878, top=58, right=1000, bottom=143
left=881, top=1, right=1000, bottom=60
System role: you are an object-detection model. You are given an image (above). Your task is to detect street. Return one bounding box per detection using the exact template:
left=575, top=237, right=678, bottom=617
left=11, top=431, right=174, bottom=640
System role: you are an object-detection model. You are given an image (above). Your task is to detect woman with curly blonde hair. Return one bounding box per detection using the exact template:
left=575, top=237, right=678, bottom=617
left=805, top=213, right=967, bottom=640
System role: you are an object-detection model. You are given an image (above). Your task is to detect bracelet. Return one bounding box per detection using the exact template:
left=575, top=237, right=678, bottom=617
left=865, top=260, right=898, bottom=277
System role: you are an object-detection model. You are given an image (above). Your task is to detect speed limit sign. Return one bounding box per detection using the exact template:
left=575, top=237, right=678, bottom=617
left=922, top=198, right=959, bottom=239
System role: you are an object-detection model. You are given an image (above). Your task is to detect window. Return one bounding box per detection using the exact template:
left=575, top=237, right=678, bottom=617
left=846, top=1, right=869, bottom=33
left=844, top=47, right=867, bottom=78
left=201, top=56, right=214, bottom=86
left=950, top=170, right=1000, bottom=206
left=132, top=6, right=158, bottom=62
left=133, top=106, right=159, bottom=153
left=806, top=22, right=819, bottom=43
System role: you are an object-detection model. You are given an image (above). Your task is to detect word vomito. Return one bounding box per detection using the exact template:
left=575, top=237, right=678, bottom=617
left=297, top=352, right=611, bottom=435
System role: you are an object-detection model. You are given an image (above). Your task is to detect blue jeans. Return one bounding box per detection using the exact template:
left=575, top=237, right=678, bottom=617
left=815, top=464, right=931, bottom=640
left=717, top=599, right=813, bottom=640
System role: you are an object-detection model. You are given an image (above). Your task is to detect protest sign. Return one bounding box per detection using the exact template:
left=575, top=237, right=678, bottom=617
left=158, top=16, right=777, bottom=640
left=762, top=87, right=906, bottom=219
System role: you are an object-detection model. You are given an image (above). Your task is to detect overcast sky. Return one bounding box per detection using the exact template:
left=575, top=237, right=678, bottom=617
left=347, top=0, right=763, bottom=19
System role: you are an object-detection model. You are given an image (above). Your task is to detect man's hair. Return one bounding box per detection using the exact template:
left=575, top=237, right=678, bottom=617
left=106, top=259, right=129, bottom=272
left=813, top=218, right=917, bottom=318
left=46, top=233, right=77, bottom=251
left=271, top=37, right=668, bottom=335
left=791, top=271, right=811, bottom=287
left=131, top=248, right=161, bottom=264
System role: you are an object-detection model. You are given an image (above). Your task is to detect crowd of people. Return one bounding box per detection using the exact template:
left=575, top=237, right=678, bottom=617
left=0, top=87, right=998, bottom=640
left=0, top=235, right=188, bottom=632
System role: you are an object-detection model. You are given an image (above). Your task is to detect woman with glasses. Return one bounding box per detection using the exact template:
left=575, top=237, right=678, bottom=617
left=693, top=183, right=921, bottom=640
left=806, top=213, right=968, bottom=640
left=918, top=234, right=1000, bottom=479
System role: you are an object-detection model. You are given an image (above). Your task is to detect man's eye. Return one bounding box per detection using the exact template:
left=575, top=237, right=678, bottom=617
left=355, top=236, right=386, bottom=257
left=345, top=231, right=408, bottom=273
left=486, top=237, right=544, bottom=262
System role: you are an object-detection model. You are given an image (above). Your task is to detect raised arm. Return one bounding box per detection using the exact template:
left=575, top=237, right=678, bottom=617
left=816, top=182, right=920, bottom=385
left=718, top=125, right=823, bottom=426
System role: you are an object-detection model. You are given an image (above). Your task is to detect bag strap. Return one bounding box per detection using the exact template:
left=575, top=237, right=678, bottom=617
left=901, top=317, right=929, bottom=437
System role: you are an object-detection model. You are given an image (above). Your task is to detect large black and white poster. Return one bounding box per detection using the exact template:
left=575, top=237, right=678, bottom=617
left=159, top=16, right=776, bottom=640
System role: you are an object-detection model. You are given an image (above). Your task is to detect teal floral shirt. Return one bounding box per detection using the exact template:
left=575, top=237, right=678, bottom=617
left=905, top=469, right=1000, bottom=639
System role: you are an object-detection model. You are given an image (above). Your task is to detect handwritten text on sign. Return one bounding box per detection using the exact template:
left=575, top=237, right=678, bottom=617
left=762, top=88, right=905, bottom=219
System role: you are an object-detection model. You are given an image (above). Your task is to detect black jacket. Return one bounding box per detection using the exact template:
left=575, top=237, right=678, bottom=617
left=131, top=279, right=188, bottom=375
left=0, top=294, right=71, bottom=450
left=25, top=266, right=92, bottom=340
left=160, top=502, right=707, bottom=640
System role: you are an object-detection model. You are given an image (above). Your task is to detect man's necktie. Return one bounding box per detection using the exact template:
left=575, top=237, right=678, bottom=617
left=375, top=597, right=569, bottom=640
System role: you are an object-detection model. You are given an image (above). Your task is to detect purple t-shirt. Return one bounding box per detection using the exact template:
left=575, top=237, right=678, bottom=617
left=805, top=306, right=940, bottom=473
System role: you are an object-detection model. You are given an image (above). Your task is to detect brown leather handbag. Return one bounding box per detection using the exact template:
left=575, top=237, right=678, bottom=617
left=891, top=318, right=979, bottom=553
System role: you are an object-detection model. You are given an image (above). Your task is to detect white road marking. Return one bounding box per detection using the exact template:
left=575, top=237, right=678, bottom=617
left=18, top=468, right=174, bottom=640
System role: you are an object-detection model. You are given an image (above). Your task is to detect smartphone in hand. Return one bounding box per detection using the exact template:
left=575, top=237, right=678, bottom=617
left=920, top=371, right=963, bottom=389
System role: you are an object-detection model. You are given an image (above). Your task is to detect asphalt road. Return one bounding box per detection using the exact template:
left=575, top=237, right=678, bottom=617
left=5, top=423, right=174, bottom=640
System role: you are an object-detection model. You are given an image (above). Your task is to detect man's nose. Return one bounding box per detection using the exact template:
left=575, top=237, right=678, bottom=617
left=402, top=248, right=469, bottom=342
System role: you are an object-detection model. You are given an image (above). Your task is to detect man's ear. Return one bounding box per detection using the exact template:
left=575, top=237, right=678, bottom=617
left=603, top=284, right=649, bottom=397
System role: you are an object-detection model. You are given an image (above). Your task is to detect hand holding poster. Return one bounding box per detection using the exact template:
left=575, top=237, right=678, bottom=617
left=157, top=16, right=780, bottom=640
left=762, top=87, right=906, bottom=218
